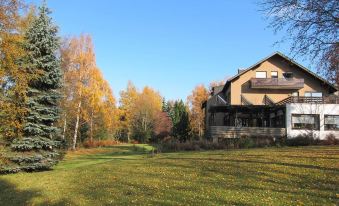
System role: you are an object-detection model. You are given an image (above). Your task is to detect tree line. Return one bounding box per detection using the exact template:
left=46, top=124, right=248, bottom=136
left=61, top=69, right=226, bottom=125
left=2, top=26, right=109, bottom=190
left=1, top=0, right=336, bottom=173
left=0, top=1, right=213, bottom=173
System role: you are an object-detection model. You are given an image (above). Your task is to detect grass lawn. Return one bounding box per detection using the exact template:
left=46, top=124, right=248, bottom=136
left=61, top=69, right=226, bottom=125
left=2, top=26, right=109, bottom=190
left=0, top=145, right=338, bottom=206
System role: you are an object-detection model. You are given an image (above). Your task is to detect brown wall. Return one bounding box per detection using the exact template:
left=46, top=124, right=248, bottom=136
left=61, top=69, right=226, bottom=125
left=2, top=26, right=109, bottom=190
left=229, top=55, right=331, bottom=105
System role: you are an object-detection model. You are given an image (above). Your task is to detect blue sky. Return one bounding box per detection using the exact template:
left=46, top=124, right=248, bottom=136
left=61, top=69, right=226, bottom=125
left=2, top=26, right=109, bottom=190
left=28, top=0, right=312, bottom=101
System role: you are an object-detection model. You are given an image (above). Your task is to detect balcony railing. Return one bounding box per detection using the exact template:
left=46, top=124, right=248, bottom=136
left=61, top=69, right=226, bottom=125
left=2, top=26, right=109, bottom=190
left=276, top=96, right=339, bottom=105
left=251, top=78, right=304, bottom=89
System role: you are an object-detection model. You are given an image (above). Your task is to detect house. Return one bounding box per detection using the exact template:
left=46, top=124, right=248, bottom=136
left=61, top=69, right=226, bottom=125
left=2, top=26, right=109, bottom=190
left=202, top=52, right=339, bottom=142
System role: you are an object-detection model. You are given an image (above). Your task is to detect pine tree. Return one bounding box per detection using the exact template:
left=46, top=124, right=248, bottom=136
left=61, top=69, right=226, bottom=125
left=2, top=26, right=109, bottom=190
left=6, top=2, right=63, bottom=172
left=161, top=98, right=167, bottom=112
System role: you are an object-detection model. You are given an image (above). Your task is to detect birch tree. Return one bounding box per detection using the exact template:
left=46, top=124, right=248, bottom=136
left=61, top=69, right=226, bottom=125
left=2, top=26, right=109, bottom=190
left=187, top=85, right=209, bottom=140
left=60, top=35, right=95, bottom=150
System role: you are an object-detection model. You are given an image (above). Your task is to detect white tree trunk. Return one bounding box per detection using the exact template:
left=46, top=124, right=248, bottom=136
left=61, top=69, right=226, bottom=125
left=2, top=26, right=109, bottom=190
left=62, top=114, right=67, bottom=140
left=90, top=108, right=93, bottom=142
left=72, top=100, right=81, bottom=150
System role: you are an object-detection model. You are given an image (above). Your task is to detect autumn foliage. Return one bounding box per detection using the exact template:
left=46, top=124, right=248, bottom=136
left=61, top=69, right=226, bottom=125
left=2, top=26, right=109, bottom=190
left=60, top=35, right=117, bottom=149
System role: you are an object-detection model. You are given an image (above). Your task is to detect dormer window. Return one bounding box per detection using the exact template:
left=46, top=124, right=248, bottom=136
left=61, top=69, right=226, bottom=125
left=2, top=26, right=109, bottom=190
left=256, top=71, right=267, bottom=78
left=283, top=72, right=293, bottom=79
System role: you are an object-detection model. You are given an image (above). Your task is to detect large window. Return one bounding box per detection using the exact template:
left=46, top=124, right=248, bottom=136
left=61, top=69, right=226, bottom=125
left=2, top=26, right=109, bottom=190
left=324, top=115, right=339, bottom=131
left=291, top=114, right=320, bottom=130
left=256, top=71, right=267, bottom=78
left=304, top=92, right=322, bottom=97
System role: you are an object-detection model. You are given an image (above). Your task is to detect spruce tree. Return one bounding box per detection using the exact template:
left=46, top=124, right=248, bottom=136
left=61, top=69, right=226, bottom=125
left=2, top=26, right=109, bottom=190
left=6, top=2, right=63, bottom=172
left=172, top=100, right=190, bottom=142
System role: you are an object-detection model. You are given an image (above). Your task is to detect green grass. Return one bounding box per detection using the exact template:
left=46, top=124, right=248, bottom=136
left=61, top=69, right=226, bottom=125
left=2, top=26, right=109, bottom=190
left=0, top=145, right=338, bottom=206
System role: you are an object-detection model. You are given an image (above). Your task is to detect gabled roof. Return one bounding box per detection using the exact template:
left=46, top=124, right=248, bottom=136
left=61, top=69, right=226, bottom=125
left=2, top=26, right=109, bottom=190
left=224, top=51, right=337, bottom=92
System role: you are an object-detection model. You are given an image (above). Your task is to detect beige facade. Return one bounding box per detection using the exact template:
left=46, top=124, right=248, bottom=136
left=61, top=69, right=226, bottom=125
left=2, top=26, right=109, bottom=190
left=225, top=54, right=334, bottom=105
left=203, top=52, right=338, bottom=141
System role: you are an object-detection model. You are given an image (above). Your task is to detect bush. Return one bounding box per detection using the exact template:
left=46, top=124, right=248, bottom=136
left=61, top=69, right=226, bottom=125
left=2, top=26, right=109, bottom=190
left=238, top=136, right=255, bottom=148
left=130, top=140, right=139, bottom=144
left=83, top=140, right=120, bottom=148
left=285, top=134, right=319, bottom=146
left=322, top=134, right=339, bottom=145
left=157, top=135, right=289, bottom=152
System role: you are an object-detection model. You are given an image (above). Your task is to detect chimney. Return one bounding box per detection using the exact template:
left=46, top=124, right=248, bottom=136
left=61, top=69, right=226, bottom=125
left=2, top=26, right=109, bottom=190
left=238, top=68, right=246, bottom=74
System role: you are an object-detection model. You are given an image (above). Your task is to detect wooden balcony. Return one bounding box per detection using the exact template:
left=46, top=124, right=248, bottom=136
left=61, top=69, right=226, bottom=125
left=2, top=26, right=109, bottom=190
left=251, top=78, right=304, bottom=89
left=276, top=96, right=339, bottom=105
left=209, top=126, right=286, bottom=139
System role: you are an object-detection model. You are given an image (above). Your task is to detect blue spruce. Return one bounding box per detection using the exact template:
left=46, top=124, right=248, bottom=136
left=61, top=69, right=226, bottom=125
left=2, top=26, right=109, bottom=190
left=5, top=2, right=63, bottom=173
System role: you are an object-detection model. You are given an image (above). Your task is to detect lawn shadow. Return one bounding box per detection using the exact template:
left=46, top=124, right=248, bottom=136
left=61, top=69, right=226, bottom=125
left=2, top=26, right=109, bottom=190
left=0, top=179, right=71, bottom=206
left=159, top=157, right=339, bottom=172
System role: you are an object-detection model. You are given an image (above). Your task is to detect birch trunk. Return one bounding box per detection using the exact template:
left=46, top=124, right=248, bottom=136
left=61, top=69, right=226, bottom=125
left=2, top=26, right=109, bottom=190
left=90, top=108, right=93, bottom=142
left=62, top=114, right=67, bottom=140
left=72, top=100, right=81, bottom=150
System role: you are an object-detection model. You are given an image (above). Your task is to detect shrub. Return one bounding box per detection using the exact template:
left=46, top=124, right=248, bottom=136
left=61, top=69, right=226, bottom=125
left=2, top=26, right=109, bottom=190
left=238, top=136, right=255, bottom=148
left=285, top=134, right=319, bottom=146
left=322, top=134, right=339, bottom=145
left=83, top=140, right=119, bottom=148
left=130, top=140, right=139, bottom=144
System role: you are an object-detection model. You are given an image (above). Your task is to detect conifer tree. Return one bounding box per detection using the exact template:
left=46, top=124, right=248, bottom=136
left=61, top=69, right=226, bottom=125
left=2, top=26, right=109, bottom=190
left=172, top=100, right=190, bottom=142
left=8, top=2, right=63, bottom=172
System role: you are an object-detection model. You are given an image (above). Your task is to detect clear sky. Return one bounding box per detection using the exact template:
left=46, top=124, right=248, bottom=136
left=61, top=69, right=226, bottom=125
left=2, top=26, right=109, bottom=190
left=28, top=0, right=312, bottom=101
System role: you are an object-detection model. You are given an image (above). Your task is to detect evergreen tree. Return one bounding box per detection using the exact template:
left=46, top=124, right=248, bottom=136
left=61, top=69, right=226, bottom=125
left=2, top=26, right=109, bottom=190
left=161, top=98, right=167, bottom=112
left=172, top=100, right=190, bottom=142
left=6, top=2, right=63, bottom=172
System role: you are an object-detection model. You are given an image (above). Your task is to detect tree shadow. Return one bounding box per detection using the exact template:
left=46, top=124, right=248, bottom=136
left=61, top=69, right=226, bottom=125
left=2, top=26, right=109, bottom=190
left=0, top=179, right=71, bottom=206
left=159, top=157, right=339, bottom=172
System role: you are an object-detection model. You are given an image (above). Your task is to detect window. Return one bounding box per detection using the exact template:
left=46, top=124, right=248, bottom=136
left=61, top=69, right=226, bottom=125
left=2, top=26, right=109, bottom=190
left=291, top=114, right=320, bottom=130
left=304, top=92, right=322, bottom=97
left=271, top=71, right=278, bottom=78
left=209, top=113, right=216, bottom=126
left=283, top=72, right=293, bottom=79
left=324, top=115, right=339, bottom=130
left=256, top=71, right=267, bottom=78
left=292, top=92, right=299, bottom=96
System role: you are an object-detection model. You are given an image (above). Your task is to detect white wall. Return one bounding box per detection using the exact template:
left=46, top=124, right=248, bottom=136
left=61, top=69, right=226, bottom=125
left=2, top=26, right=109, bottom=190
left=286, top=103, right=339, bottom=139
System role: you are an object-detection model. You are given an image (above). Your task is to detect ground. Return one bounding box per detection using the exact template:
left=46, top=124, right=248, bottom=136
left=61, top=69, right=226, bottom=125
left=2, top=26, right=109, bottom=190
left=0, top=145, right=338, bottom=206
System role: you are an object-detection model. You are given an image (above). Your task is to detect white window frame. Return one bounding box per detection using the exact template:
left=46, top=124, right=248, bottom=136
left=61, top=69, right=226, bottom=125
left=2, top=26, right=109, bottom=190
left=256, top=71, right=267, bottom=78
left=324, top=115, right=339, bottom=131
left=304, top=92, right=323, bottom=97
left=291, top=114, right=320, bottom=130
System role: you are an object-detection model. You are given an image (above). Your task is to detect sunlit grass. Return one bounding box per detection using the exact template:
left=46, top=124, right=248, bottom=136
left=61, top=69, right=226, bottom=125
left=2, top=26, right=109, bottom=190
left=0, top=145, right=338, bottom=205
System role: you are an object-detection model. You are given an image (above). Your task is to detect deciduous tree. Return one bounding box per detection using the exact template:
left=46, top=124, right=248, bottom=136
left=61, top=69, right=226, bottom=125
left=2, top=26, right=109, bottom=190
left=187, top=85, right=209, bottom=140
left=131, top=86, right=162, bottom=143
left=0, top=0, right=31, bottom=140
left=261, top=0, right=339, bottom=84
left=118, top=81, right=138, bottom=141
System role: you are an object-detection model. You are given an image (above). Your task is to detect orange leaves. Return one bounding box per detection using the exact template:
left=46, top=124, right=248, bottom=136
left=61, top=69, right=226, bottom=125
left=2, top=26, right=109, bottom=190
left=0, top=0, right=31, bottom=139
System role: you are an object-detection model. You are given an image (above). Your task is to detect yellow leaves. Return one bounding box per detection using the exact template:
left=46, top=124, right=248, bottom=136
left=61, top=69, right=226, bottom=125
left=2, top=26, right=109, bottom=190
left=60, top=34, right=117, bottom=141
left=0, top=0, right=31, bottom=139
left=187, top=84, right=209, bottom=137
